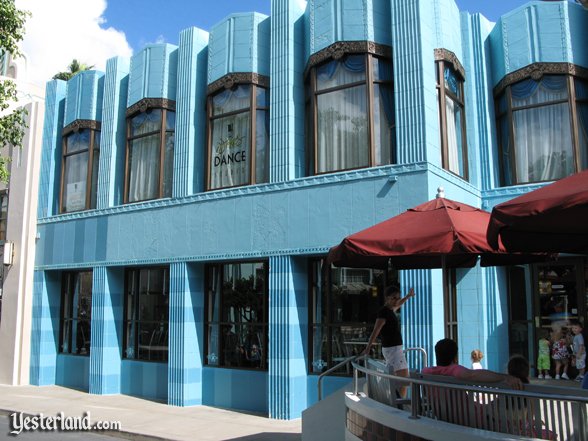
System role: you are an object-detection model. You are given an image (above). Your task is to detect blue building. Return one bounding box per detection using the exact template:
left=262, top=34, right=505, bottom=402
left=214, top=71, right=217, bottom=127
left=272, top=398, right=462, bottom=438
left=30, top=0, right=588, bottom=420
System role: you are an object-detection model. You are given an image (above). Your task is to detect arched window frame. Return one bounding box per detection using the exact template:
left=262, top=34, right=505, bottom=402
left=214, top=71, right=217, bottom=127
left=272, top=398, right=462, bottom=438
left=305, top=41, right=395, bottom=176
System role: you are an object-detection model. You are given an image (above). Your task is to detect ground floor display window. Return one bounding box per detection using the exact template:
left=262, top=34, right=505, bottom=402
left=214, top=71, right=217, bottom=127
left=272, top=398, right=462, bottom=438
left=60, top=271, right=93, bottom=355
left=123, top=266, right=169, bottom=361
left=309, top=259, right=397, bottom=375
left=205, top=261, right=268, bottom=370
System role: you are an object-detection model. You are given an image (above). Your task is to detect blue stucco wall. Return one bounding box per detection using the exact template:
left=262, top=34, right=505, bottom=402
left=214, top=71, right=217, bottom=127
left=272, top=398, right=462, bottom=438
left=63, top=71, right=104, bottom=126
left=202, top=368, right=268, bottom=413
left=121, top=361, right=168, bottom=401
left=56, top=355, right=90, bottom=391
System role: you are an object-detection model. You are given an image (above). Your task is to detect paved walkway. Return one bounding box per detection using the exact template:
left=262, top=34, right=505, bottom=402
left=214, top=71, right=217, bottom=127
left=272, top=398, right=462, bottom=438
left=0, top=385, right=301, bottom=441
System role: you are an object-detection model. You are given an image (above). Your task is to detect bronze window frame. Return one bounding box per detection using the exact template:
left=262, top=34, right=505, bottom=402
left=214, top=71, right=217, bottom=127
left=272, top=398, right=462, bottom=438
left=59, top=270, right=93, bottom=356
left=124, top=98, right=176, bottom=204
left=443, top=268, right=458, bottom=341
left=305, top=42, right=394, bottom=176
left=122, top=265, right=170, bottom=362
left=494, top=63, right=588, bottom=186
left=59, top=121, right=101, bottom=213
left=203, top=260, right=269, bottom=371
left=205, top=74, right=270, bottom=191
left=435, top=49, right=468, bottom=181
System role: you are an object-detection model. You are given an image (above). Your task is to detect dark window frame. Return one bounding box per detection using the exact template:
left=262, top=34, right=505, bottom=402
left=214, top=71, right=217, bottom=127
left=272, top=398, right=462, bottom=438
left=435, top=50, right=468, bottom=181
left=122, top=265, right=170, bottom=362
left=124, top=99, right=176, bottom=204
left=305, top=42, right=395, bottom=176
left=203, top=260, right=269, bottom=371
left=0, top=191, right=7, bottom=241
left=59, top=121, right=101, bottom=213
left=205, top=75, right=270, bottom=191
left=443, top=268, right=458, bottom=341
left=494, top=64, right=588, bottom=186
left=59, top=270, right=93, bottom=356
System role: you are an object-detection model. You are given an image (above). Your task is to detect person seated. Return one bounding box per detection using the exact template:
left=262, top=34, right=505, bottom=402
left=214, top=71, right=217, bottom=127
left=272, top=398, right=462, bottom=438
left=423, top=338, right=522, bottom=390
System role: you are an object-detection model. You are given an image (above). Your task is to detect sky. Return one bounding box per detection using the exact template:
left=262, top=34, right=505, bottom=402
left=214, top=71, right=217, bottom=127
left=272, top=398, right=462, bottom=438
left=16, top=0, right=571, bottom=87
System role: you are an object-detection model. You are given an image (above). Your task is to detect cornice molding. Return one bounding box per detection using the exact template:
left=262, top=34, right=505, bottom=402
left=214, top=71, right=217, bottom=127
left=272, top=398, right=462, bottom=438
left=494, top=63, right=588, bottom=96
left=126, top=98, right=176, bottom=117
left=62, top=119, right=101, bottom=136
left=434, top=48, right=466, bottom=80
left=207, top=73, right=270, bottom=95
left=305, top=41, right=392, bottom=77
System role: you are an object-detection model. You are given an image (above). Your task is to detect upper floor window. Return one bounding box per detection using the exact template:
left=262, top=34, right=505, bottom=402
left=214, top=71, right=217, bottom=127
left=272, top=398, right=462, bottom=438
left=0, top=191, right=7, bottom=240
left=60, top=124, right=100, bottom=213
left=206, top=77, right=269, bottom=190
left=60, top=271, right=93, bottom=355
left=205, top=261, right=268, bottom=370
left=125, top=100, right=175, bottom=203
left=305, top=43, right=395, bottom=175
left=496, top=67, right=588, bottom=185
left=436, top=50, right=468, bottom=180
left=123, top=266, right=169, bottom=361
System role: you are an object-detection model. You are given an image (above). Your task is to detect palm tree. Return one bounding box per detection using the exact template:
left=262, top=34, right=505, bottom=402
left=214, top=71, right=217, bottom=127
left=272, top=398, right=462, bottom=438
left=52, top=59, right=94, bottom=81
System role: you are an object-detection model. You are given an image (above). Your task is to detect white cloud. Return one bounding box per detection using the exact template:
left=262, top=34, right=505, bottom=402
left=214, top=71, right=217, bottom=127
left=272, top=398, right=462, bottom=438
left=16, top=0, right=133, bottom=87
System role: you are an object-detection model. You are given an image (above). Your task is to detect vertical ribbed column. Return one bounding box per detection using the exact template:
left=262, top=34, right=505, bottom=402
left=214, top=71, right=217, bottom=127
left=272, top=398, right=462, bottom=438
left=400, top=269, right=440, bottom=368
left=29, top=271, right=60, bottom=385
left=37, top=80, right=66, bottom=218
left=89, top=267, right=123, bottom=394
left=173, top=27, right=209, bottom=197
left=168, top=262, right=204, bottom=406
left=268, top=256, right=307, bottom=419
left=269, top=0, right=306, bottom=182
left=97, top=57, right=130, bottom=209
left=390, top=0, right=436, bottom=165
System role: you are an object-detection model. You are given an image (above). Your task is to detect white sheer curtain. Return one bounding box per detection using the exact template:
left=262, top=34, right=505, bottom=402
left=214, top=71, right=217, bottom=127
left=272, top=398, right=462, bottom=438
left=445, top=97, right=460, bottom=174
left=210, top=113, right=251, bottom=188
left=63, top=130, right=90, bottom=212
left=128, top=111, right=162, bottom=202
left=512, top=76, right=573, bottom=183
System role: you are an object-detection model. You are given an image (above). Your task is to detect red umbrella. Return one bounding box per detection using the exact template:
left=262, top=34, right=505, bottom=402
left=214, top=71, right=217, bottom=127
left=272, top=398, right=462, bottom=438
left=487, top=169, right=588, bottom=253
left=326, top=197, right=541, bottom=270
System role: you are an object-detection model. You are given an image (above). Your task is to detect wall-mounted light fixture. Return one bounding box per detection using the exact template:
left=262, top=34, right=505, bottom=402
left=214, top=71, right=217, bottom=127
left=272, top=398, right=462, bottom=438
left=3, top=241, right=14, bottom=266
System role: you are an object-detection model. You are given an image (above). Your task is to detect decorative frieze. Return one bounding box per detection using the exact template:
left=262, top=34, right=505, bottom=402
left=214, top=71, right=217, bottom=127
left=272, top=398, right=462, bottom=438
left=305, top=41, right=392, bottom=77
left=62, top=119, right=101, bottom=136
left=125, top=97, right=176, bottom=117
left=494, top=62, right=588, bottom=96
left=207, top=73, right=270, bottom=95
left=434, top=48, right=466, bottom=80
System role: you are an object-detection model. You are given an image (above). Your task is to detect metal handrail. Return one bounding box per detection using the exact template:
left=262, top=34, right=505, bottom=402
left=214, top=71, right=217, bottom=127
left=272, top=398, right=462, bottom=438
left=318, top=355, right=362, bottom=401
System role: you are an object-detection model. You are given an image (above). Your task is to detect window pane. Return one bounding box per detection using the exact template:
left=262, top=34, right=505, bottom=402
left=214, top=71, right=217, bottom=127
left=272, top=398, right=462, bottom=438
left=255, top=109, right=269, bottom=184
left=209, top=113, right=251, bottom=189
left=256, top=86, right=268, bottom=108
left=212, top=85, right=251, bottom=115
left=163, top=132, right=174, bottom=198
left=63, top=151, right=89, bottom=212
left=498, top=115, right=513, bottom=186
left=130, top=110, right=162, bottom=137
left=206, top=324, right=220, bottom=365
left=446, top=96, right=465, bottom=177
left=316, top=55, right=365, bottom=91
left=330, top=268, right=383, bottom=323
left=513, top=102, right=574, bottom=183
left=373, top=83, right=394, bottom=166
left=311, top=326, right=328, bottom=373
left=497, top=93, right=508, bottom=115
left=372, top=57, right=392, bottom=82
left=61, top=271, right=92, bottom=355
left=444, top=66, right=460, bottom=98
left=65, top=130, right=90, bottom=154
left=90, top=148, right=99, bottom=209
left=137, top=321, right=168, bottom=361
left=511, top=75, right=568, bottom=108
left=317, top=85, right=368, bottom=173
left=0, top=194, right=8, bottom=241
left=578, top=102, right=588, bottom=170
left=128, top=135, right=160, bottom=202
left=166, top=111, right=176, bottom=131
left=138, top=269, right=168, bottom=322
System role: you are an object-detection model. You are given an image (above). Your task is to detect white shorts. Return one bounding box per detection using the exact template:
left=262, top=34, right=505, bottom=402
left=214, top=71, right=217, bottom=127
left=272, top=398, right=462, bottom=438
left=382, top=345, right=408, bottom=372
left=576, top=355, right=586, bottom=370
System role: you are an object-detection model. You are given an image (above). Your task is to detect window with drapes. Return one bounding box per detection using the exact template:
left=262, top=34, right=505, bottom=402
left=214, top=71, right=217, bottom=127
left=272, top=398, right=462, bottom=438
left=61, top=127, right=100, bottom=213
left=305, top=48, right=395, bottom=175
left=123, top=266, right=169, bottom=362
left=125, top=105, right=175, bottom=203
left=0, top=191, right=7, bottom=241
left=60, top=271, right=93, bottom=355
left=496, top=70, right=588, bottom=185
left=436, top=55, right=468, bottom=180
left=204, top=261, right=268, bottom=370
left=309, top=259, right=397, bottom=375
left=207, top=83, right=269, bottom=190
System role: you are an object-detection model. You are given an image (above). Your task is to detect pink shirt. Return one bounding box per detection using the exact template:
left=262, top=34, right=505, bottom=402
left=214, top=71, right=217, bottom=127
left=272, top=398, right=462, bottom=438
left=422, top=364, right=468, bottom=378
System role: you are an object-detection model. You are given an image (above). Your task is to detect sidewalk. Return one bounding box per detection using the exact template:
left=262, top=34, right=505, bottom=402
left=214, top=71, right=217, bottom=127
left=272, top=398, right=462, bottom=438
left=0, top=385, right=301, bottom=441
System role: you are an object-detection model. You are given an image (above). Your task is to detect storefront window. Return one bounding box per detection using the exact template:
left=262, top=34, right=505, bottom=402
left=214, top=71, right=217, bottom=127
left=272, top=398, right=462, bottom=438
left=205, top=261, right=268, bottom=370
left=60, top=271, right=93, bottom=355
left=309, top=259, right=396, bottom=375
left=0, top=191, right=7, bottom=240
left=123, top=266, right=169, bottom=361
left=61, top=128, right=100, bottom=213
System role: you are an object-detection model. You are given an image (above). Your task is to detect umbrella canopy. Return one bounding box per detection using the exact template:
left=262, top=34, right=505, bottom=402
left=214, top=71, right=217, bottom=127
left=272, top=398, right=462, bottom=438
left=326, top=197, right=541, bottom=270
left=487, top=169, right=588, bottom=253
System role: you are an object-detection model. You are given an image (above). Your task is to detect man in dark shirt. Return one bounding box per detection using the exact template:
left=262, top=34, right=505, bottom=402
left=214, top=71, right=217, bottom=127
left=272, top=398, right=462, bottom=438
left=362, top=284, right=415, bottom=394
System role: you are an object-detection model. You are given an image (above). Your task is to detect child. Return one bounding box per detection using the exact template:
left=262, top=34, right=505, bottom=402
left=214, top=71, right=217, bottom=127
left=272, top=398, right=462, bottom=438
left=471, top=349, right=483, bottom=370
left=552, top=328, right=570, bottom=380
left=536, top=330, right=551, bottom=379
left=570, top=321, right=586, bottom=382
